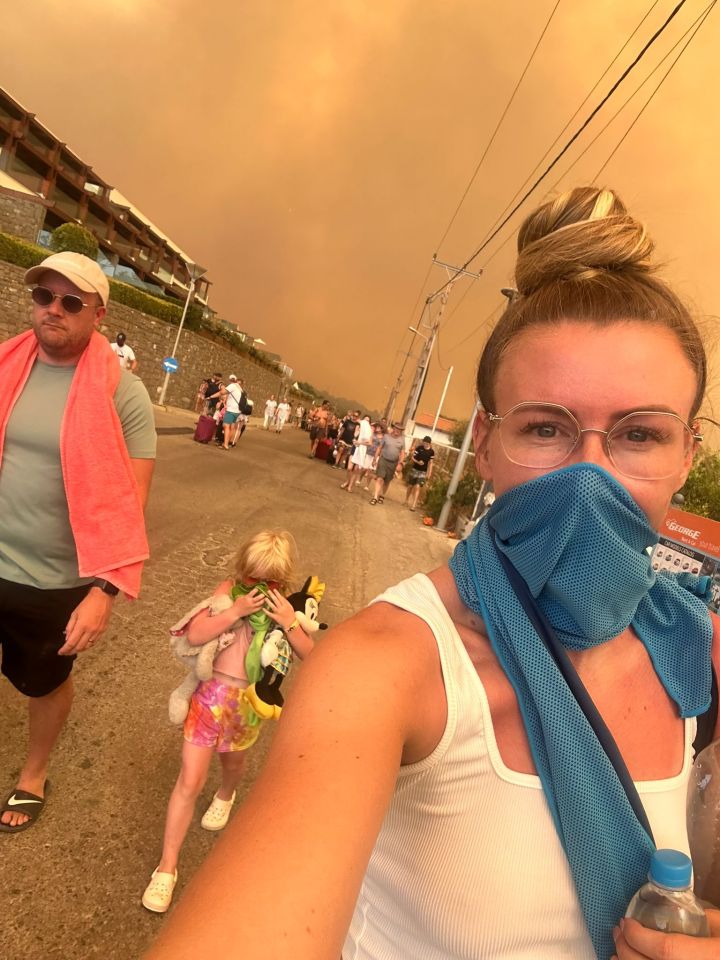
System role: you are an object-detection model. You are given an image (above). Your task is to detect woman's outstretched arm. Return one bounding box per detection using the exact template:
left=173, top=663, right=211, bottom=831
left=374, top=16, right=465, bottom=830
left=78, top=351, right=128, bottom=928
left=144, top=601, right=445, bottom=960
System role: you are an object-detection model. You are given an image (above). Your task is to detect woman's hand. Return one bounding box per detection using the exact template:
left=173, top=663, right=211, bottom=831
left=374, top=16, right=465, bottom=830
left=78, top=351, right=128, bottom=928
left=613, top=911, right=720, bottom=958
left=264, top=589, right=296, bottom=631
left=231, top=588, right=266, bottom=618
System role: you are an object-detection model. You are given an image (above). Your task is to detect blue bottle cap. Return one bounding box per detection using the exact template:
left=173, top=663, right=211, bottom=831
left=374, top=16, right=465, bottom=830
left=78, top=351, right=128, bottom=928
left=648, top=849, right=692, bottom=889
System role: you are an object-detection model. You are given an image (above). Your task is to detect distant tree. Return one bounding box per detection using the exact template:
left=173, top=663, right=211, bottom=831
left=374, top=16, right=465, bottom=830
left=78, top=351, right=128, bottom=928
left=50, top=223, right=99, bottom=259
left=680, top=451, right=720, bottom=521
left=450, top=419, right=473, bottom=450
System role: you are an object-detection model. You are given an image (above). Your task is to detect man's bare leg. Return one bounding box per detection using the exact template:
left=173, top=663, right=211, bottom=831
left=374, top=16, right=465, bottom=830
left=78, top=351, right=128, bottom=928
left=1, top=677, right=74, bottom=827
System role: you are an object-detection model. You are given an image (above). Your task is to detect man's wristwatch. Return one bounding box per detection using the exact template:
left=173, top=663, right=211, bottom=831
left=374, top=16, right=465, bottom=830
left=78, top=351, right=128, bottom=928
left=92, top=578, right=120, bottom=597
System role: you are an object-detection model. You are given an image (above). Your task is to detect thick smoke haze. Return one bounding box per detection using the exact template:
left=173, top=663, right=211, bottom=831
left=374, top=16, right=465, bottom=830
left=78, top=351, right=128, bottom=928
left=3, top=0, right=718, bottom=418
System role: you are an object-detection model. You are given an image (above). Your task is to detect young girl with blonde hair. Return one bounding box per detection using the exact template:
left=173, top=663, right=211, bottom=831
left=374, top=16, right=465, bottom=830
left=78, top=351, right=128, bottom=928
left=141, top=530, right=314, bottom=914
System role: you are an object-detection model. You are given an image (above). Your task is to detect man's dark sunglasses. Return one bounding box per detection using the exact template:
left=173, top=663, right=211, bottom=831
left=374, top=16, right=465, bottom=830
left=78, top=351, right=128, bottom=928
left=30, top=285, right=93, bottom=315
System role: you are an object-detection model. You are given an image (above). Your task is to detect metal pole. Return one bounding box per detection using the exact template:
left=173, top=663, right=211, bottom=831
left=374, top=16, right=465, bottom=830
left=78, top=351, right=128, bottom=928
left=402, top=324, right=436, bottom=426
left=431, top=365, right=453, bottom=438
left=158, top=277, right=196, bottom=407
left=437, top=402, right=478, bottom=533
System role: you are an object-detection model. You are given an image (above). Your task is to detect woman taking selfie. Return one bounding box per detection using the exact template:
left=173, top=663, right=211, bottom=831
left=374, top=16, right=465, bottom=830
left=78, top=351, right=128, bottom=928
left=147, top=187, right=720, bottom=960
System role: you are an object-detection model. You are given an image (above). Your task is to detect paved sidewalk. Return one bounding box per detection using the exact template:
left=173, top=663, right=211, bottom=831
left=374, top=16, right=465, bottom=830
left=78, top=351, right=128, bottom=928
left=0, top=409, right=455, bottom=960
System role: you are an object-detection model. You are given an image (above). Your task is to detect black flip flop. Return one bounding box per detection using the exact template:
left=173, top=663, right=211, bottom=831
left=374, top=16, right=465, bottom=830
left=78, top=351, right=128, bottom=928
left=0, top=782, right=49, bottom=834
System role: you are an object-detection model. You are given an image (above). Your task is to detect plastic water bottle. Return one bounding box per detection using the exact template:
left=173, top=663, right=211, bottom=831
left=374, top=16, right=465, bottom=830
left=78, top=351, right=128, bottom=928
left=687, top=739, right=720, bottom=908
left=625, top=849, right=710, bottom=936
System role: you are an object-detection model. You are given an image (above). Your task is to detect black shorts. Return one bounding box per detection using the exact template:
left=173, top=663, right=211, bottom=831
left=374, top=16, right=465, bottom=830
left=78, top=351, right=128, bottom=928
left=0, top=578, right=91, bottom=697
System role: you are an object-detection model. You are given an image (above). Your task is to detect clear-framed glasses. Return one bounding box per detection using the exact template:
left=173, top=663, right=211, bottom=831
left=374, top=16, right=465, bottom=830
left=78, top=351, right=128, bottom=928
left=486, top=402, right=703, bottom=481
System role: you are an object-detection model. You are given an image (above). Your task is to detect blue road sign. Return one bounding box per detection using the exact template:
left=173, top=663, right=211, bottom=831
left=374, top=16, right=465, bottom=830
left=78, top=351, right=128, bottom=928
left=162, top=357, right=179, bottom=374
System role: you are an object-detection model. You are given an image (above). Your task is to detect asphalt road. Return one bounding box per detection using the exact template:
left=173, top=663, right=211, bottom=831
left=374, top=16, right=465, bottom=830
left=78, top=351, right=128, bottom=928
left=0, top=409, right=453, bottom=960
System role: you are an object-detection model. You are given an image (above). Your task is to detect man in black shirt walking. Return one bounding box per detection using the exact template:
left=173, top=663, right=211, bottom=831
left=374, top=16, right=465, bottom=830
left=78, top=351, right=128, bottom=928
left=405, top=435, right=435, bottom=511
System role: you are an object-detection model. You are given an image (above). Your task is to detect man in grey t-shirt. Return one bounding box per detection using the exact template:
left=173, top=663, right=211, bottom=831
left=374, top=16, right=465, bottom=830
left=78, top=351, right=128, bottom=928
left=0, top=252, right=156, bottom=833
left=370, top=422, right=406, bottom=504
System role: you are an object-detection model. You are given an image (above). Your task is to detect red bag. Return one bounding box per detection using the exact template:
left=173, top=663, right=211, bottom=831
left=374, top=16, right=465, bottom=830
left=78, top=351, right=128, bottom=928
left=315, top=438, right=333, bottom=460
left=193, top=415, right=216, bottom=444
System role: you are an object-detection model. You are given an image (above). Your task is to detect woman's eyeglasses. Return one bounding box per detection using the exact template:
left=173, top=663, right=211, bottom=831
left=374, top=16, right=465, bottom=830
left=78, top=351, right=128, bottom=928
left=29, top=285, right=94, bottom=315
left=486, top=402, right=703, bottom=481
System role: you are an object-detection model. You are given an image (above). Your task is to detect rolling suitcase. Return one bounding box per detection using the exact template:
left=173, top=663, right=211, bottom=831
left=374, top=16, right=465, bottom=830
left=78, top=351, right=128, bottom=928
left=194, top=415, right=216, bottom=444
left=315, top=438, right=333, bottom=461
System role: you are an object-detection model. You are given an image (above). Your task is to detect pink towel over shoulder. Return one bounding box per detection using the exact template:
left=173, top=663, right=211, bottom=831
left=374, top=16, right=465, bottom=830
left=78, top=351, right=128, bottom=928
left=0, top=329, right=150, bottom=598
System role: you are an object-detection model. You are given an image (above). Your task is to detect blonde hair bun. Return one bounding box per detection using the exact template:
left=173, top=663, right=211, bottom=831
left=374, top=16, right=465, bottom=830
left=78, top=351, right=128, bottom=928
left=515, top=186, right=655, bottom=297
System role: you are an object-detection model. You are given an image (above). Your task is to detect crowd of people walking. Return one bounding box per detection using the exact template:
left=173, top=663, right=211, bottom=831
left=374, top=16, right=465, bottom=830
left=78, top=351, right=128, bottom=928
left=305, top=403, right=435, bottom=511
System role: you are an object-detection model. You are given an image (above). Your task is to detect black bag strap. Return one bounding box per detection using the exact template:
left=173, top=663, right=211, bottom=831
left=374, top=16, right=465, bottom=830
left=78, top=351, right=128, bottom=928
left=693, top=664, right=718, bottom=758
left=492, top=533, right=655, bottom=842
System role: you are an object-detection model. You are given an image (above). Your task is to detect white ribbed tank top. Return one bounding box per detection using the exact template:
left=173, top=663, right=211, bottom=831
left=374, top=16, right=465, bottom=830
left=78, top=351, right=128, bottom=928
left=343, top=574, right=695, bottom=960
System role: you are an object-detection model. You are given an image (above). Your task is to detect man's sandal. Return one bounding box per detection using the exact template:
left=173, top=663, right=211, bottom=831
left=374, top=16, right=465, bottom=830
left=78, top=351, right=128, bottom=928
left=141, top=868, right=178, bottom=913
left=378, top=496, right=385, bottom=504
left=369, top=498, right=378, bottom=505
left=201, top=791, right=236, bottom=832
left=0, top=783, right=48, bottom=834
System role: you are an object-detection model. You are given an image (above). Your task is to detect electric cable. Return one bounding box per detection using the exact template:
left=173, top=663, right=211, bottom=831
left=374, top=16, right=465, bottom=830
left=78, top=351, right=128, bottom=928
left=592, top=0, right=715, bottom=180
left=470, top=0, right=662, bottom=259
left=434, top=0, right=562, bottom=255
left=472, top=0, right=715, bottom=279
left=440, top=0, right=714, bottom=357
left=425, top=0, right=691, bottom=301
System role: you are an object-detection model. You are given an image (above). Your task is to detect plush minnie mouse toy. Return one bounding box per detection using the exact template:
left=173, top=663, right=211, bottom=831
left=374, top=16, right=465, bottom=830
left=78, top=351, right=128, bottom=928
left=244, top=576, right=327, bottom=719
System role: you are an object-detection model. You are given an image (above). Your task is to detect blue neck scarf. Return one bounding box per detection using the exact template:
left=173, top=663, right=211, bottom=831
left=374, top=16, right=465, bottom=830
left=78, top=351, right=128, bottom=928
left=449, top=464, right=712, bottom=960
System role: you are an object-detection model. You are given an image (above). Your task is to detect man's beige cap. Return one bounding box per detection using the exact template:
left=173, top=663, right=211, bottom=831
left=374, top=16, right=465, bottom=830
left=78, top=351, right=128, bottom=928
left=25, top=252, right=110, bottom=306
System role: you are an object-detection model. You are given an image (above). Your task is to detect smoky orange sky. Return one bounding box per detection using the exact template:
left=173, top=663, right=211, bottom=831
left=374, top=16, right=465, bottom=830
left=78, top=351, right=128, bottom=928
left=3, top=0, right=719, bottom=420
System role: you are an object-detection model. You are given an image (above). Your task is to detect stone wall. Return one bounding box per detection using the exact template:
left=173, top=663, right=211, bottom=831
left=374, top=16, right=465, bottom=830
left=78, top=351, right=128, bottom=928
left=0, top=190, right=46, bottom=243
left=0, top=260, right=285, bottom=410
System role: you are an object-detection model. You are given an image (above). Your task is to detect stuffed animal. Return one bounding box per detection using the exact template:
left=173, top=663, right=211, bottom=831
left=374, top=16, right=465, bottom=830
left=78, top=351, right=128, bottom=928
left=167, top=593, right=236, bottom=725
left=244, top=576, right=327, bottom=720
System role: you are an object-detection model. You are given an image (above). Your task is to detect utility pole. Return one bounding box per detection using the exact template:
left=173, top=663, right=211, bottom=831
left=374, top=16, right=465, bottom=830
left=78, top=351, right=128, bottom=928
left=383, top=348, right=413, bottom=422
left=398, top=257, right=481, bottom=428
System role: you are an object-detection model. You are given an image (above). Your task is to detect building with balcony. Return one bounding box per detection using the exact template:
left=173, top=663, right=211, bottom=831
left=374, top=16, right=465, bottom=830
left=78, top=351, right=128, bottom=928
left=0, top=87, right=210, bottom=306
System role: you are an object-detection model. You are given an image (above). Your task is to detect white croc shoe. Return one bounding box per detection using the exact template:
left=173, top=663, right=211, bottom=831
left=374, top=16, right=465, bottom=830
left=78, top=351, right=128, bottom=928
left=142, top=868, right=178, bottom=913
left=201, top=790, right=236, bottom=832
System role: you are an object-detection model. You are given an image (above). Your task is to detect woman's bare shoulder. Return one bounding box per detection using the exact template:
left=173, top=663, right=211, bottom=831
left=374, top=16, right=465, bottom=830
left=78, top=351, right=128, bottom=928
left=325, top=598, right=440, bottom=673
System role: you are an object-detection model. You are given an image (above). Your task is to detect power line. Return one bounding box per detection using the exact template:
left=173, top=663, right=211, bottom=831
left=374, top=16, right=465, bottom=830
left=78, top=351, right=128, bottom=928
left=425, top=0, right=691, bottom=301
left=434, top=4, right=667, bottom=357
left=432, top=0, right=667, bottom=355
left=443, top=302, right=504, bottom=356
left=414, top=0, right=562, bottom=380
left=474, top=0, right=715, bottom=275
left=434, top=0, right=562, bottom=255
left=593, top=0, right=716, bottom=180
left=439, top=0, right=715, bottom=358
left=469, top=0, right=662, bottom=260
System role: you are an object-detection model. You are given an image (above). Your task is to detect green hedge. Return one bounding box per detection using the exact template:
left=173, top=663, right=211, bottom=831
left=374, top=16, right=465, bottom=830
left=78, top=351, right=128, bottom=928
left=107, top=278, right=199, bottom=328
left=681, top=451, right=720, bottom=521
left=0, top=232, right=48, bottom=269
left=0, top=231, right=201, bottom=330
left=0, top=232, right=281, bottom=370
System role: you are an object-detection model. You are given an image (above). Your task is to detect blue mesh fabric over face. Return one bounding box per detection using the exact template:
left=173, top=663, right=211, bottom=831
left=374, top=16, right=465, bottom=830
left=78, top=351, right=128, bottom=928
left=449, top=464, right=712, bottom=960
